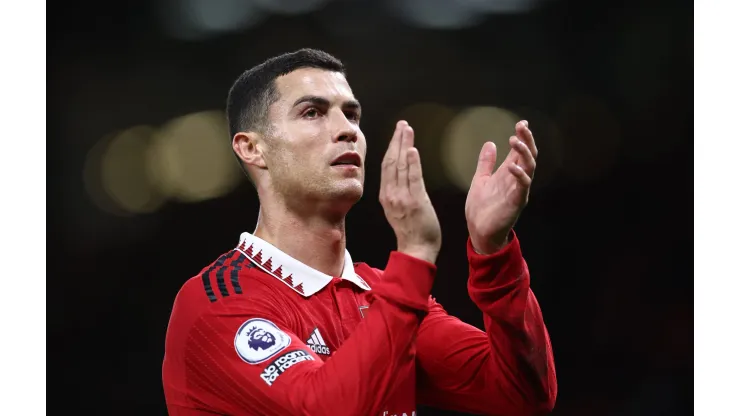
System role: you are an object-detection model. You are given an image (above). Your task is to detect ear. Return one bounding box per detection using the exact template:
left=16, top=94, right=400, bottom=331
left=233, top=131, right=267, bottom=170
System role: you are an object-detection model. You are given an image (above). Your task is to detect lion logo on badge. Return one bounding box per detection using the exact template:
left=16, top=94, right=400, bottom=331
left=246, top=327, right=276, bottom=351
left=234, top=318, right=291, bottom=364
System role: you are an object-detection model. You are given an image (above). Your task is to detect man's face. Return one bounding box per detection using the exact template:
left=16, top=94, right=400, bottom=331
left=262, top=68, right=366, bottom=207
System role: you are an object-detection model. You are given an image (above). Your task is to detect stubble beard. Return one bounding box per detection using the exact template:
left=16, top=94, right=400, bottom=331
left=275, top=165, right=364, bottom=216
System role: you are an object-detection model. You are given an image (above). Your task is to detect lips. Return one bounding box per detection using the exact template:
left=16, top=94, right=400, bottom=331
left=330, top=152, right=362, bottom=167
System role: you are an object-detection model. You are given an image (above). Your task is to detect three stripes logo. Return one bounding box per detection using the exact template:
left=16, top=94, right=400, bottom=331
left=201, top=250, right=256, bottom=302
left=305, top=327, right=331, bottom=356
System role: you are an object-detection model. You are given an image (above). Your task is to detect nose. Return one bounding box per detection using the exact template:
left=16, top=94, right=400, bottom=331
left=331, top=110, right=358, bottom=143
left=336, top=131, right=358, bottom=143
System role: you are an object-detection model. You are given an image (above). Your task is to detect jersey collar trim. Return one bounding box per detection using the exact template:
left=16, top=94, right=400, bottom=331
left=235, top=232, right=371, bottom=297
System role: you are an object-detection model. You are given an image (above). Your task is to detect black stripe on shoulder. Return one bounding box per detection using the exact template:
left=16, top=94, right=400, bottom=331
left=230, top=252, right=252, bottom=295
left=202, top=251, right=233, bottom=302
left=215, top=252, right=238, bottom=298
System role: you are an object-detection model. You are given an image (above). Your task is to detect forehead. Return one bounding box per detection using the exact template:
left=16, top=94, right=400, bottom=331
left=274, top=67, right=354, bottom=103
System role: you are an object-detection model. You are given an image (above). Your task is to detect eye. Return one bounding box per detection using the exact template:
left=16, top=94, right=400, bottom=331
left=345, top=111, right=361, bottom=123
left=303, top=108, right=320, bottom=119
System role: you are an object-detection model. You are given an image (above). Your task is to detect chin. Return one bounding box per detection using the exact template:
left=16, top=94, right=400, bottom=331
left=330, top=180, right=364, bottom=203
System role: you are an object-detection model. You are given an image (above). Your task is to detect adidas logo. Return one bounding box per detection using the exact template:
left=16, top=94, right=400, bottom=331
left=306, top=327, right=331, bottom=356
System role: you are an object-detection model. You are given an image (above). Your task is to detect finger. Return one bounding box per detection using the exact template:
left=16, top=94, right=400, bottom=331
left=507, top=163, right=533, bottom=188
left=407, top=147, right=425, bottom=196
left=510, top=137, right=536, bottom=178
left=396, top=126, right=414, bottom=189
left=380, top=121, right=406, bottom=192
left=515, top=120, right=538, bottom=159
left=474, top=141, right=497, bottom=178
left=502, top=135, right=520, bottom=167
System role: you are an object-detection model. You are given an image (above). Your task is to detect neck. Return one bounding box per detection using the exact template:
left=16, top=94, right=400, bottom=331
left=253, top=202, right=348, bottom=278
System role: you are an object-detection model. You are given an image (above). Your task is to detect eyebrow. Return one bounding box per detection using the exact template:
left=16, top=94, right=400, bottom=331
left=292, top=95, right=362, bottom=113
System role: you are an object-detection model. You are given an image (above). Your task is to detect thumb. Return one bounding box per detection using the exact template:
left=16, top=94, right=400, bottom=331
left=474, top=141, right=497, bottom=177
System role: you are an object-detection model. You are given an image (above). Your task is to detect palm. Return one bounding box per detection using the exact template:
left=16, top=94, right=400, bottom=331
left=465, top=121, right=538, bottom=254
left=466, top=159, right=527, bottom=232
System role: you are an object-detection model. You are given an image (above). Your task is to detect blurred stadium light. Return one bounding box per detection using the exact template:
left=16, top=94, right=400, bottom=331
left=387, top=0, right=486, bottom=30
left=387, top=0, right=545, bottom=30
left=85, top=126, right=166, bottom=216
left=158, top=0, right=337, bottom=40
left=158, top=0, right=546, bottom=38
left=441, top=106, right=521, bottom=191
left=86, top=111, right=243, bottom=217
left=159, top=0, right=267, bottom=40
left=147, top=110, right=243, bottom=204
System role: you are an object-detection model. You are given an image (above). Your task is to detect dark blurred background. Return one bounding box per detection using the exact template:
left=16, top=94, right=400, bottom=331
left=48, top=0, right=693, bottom=414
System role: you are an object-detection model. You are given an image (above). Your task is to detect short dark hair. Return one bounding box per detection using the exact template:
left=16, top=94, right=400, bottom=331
left=227, top=48, right=345, bottom=139
left=226, top=48, right=345, bottom=185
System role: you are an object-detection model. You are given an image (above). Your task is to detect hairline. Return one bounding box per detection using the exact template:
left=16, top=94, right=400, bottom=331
left=255, top=67, right=349, bottom=135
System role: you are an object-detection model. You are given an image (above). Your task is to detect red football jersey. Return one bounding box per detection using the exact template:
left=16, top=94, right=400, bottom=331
left=162, top=231, right=557, bottom=415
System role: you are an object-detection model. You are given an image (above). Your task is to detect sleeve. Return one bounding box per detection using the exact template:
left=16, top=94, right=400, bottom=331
left=184, top=252, right=437, bottom=416
left=415, top=231, right=557, bottom=416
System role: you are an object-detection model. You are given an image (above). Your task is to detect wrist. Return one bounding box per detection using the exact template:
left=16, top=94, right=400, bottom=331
left=470, top=231, right=510, bottom=255
left=398, top=246, right=439, bottom=265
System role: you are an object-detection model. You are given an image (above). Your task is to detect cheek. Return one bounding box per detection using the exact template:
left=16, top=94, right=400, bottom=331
left=358, top=135, right=368, bottom=157
left=284, top=125, right=324, bottom=151
left=269, top=140, right=322, bottom=175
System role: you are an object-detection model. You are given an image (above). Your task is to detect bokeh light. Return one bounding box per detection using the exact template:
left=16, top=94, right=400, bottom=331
left=147, top=110, right=243, bottom=203
left=84, top=132, right=122, bottom=216
left=159, top=0, right=267, bottom=41
left=387, top=0, right=487, bottom=30
left=441, top=106, right=521, bottom=191
left=85, top=126, right=165, bottom=216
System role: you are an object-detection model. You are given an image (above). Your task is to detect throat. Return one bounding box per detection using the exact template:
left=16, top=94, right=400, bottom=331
left=254, top=214, right=347, bottom=277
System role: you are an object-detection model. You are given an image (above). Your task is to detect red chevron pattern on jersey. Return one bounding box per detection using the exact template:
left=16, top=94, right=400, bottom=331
left=237, top=241, right=305, bottom=295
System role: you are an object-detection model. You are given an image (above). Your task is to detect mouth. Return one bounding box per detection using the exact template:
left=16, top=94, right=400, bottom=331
left=330, top=152, right=362, bottom=168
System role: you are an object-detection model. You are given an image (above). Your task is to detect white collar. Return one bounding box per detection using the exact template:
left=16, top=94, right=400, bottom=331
left=235, top=232, right=371, bottom=297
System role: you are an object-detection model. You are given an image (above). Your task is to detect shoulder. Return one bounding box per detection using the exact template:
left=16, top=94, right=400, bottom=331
left=171, top=249, right=287, bottom=318
left=352, top=261, right=385, bottom=286
left=166, top=250, right=299, bottom=353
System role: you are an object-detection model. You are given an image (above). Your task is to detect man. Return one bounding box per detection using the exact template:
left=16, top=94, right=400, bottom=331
left=162, top=48, right=557, bottom=416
